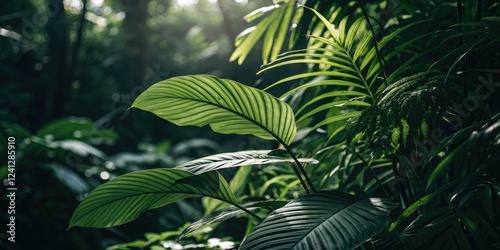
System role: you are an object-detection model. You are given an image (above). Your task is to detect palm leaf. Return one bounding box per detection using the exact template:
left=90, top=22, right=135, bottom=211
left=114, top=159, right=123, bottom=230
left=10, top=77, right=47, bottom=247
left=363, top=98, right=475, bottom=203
left=176, top=150, right=318, bottom=175
left=69, top=170, right=236, bottom=228
left=409, top=207, right=495, bottom=250
left=230, top=1, right=299, bottom=64
left=131, top=75, right=296, bottom=145
left=239, top=191, right=397, bottom=250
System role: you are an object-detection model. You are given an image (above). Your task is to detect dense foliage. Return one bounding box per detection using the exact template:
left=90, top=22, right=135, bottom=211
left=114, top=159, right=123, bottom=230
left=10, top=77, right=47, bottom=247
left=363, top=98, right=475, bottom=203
left=2, top=0, right=499, bottom=249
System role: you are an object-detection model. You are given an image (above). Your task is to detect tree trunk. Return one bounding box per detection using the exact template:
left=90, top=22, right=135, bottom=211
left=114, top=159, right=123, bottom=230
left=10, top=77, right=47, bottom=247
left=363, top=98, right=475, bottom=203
left=122, top=0, right=150, bottom=90
left=46, top=0, right=69, bottom=121
left=216, top=0, right=237, bottom=43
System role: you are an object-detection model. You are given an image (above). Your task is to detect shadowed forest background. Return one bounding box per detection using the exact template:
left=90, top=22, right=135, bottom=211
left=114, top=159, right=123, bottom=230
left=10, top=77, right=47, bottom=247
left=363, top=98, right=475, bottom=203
left=2, top=1, right=275, bottom=249
left=1, top=0, right=499, bottom=249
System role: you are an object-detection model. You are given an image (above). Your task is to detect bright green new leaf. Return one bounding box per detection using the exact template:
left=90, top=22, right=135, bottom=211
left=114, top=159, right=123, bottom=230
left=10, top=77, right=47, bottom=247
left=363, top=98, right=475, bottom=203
left=69, top=169, right=237, bottom=228
left=177, top=150, right=318, bottom=174
left=240, top=191, right=398, bottom=250
left=230, top=2, right=298, bottom=64
left=132, top=75, right=296, bottom=145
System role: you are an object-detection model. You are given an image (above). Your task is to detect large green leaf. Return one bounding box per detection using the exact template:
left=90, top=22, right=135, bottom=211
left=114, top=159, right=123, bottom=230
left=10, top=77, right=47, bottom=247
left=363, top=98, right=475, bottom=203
left=177, top=150, right=318, bottom=174
left=240, top=191, right=397, bottom=250
left=69, top=169, right=236, bottom=228
left=131, top=75, right=296, bottom=145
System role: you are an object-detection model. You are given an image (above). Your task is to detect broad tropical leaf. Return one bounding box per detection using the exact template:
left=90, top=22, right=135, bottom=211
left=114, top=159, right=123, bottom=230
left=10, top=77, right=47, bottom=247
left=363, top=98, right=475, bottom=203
left=132, top=75, right=296, bottom=145
left=240, top=191, right=398, bottom=250
left=179, top=200, right=288, bottom=240
left=69, top=169, right=237, bottom=228
left=177, top=150, right=318, bottom=174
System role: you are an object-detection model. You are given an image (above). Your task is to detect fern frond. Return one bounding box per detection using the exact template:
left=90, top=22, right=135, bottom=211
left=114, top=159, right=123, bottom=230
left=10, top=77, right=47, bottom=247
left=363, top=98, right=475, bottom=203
left=346, top=72, right=455, bottom=152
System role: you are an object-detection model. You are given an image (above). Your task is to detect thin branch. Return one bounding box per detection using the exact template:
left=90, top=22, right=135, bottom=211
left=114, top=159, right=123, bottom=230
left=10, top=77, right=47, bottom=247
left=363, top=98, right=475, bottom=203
left=70, top=0, right=88, bottom=69
left=358, top=0, right=389, bottom=88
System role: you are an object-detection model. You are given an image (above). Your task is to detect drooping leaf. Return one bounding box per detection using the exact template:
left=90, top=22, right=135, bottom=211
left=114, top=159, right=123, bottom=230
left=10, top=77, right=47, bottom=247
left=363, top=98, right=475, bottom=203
left=131, top=75, right=297, bottom=145
left=176, top=150, right=318, bottom=175
left=36, top=117, right=94, bottom=139
left=36, top=117, right=117, bottom=142
left=179, top=200, right=288, bottom=240
left=240, top=191, right=398, bottom=250
left=230, top=1, right=299, bottom=64
left=46, top=163, right=90, bottom=194
left=69, top=169, right=237, bottom=228
left=53, top=140, right=106, bottom=159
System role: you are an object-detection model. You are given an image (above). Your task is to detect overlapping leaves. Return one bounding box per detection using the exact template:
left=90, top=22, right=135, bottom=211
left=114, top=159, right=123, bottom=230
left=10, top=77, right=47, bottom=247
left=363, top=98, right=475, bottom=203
left=179, top=200, right=288, bottom=240
left=230, top=0, right=299, bottom=65
left=177, top=150, right=318, bottom=174
left=69, top=170, right=236, bottom=228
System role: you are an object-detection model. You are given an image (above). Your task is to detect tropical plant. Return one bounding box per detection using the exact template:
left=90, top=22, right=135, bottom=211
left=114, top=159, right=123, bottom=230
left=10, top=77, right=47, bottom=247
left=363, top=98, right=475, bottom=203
left=69, top=0, right=500, bottom=249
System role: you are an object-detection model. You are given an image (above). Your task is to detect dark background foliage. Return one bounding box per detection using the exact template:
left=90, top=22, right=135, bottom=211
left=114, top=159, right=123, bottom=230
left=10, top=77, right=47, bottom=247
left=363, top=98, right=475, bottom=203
left=1, top=0, right=499, bottom=249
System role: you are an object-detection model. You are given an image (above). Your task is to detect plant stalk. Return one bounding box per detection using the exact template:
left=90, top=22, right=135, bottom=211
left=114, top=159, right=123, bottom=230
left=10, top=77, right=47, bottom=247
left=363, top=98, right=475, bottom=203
left=233, top=204, right=263, bottom=222
left=280, top=140, right=317, bottom=193
left=358, top=0, right=389, bottom=88
left=351, top=148, right=390, bottom=198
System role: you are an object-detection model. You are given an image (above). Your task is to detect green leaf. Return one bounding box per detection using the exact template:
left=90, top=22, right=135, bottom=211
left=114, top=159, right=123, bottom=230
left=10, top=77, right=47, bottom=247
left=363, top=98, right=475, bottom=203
left=179, top=200, right=288, bottom=240
left=69, top=169, right=237, bottom=228
left=231, top=2, right=298, bottom=64
left=53, top=140, right=106, bottom=159
left=240, top=191, right=398, bottom=250
left=47, top=163, right=90, bottom=194
left=389, top=193, right=433, bottom=231
left=243, top=4, right=280, bottom=23
left=426, top=145, right=464, bottom=190
left=176, top=150, right=318, bottom=174
left=390, top=178, right=463, bottom=231
left=173, top=171, right=237, bottom=204
left=36, top=117, right=117, bottom=142
left=132, top=75, right=297, bottom=145
left=36, top=117, right=94, bottom=139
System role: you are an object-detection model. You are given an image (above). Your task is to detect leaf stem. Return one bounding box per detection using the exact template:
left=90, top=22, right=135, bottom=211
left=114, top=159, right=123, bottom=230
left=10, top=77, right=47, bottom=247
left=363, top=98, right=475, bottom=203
left=233, top=204, right=263, bottom=222
left=290, top=161, right=311, bottom=194
left=358, top=0, right=389, bottom=88
left=280, top=142, right=317, bottom=193
left=350, top=147, right=390, bottom=198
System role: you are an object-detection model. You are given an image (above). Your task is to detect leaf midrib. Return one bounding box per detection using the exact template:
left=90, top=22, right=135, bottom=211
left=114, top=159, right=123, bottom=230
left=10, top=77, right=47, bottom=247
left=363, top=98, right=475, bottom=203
left=149, top=93, right=289, bottom=144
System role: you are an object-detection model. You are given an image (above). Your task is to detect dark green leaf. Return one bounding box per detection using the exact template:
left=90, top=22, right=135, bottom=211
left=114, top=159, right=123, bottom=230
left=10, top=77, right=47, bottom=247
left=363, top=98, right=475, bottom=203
left=240, top=191, right=398, bottom=250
